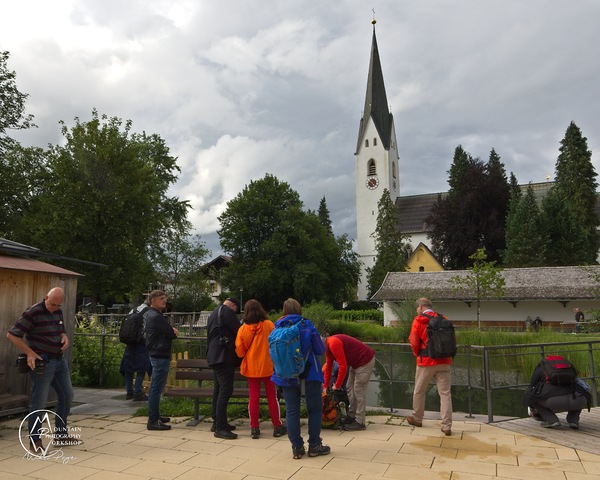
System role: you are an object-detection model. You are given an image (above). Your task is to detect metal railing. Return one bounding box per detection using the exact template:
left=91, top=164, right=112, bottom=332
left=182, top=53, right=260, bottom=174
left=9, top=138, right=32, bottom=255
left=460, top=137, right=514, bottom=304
left=73, top=317, right=600, bottom=423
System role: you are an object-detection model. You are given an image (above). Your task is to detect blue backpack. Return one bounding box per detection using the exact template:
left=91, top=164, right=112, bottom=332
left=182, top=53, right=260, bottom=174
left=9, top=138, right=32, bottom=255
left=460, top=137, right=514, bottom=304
left=269, top=318, right=307, bottom=380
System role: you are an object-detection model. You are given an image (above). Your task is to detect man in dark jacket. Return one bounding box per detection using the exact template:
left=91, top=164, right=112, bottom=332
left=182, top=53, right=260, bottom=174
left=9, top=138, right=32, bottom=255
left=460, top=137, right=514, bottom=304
left=145, top=290, right=178, bottom=431
left=206, top=297, right=241, bottom=439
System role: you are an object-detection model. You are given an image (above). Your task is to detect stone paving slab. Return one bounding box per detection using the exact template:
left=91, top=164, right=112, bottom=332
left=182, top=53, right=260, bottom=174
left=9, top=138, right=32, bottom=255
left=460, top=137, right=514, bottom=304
left=1, top=388, right=600, bottom=479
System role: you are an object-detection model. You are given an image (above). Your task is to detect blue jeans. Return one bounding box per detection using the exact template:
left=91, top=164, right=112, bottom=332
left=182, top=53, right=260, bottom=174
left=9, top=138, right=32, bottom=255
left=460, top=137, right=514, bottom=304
left=124, top=371, right=145, bottom=396
left=281, top=381, right=323, bottom=449
left=29, top=358, right=74, bottom=442
left=148, top=356, right=170, bottom=422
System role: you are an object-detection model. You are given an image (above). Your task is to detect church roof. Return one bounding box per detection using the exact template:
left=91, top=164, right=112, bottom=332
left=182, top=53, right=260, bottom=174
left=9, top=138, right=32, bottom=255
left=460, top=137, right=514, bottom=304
left=371, top=265, right=600, bottom=302
left=356, top=25, right=394, bottom=153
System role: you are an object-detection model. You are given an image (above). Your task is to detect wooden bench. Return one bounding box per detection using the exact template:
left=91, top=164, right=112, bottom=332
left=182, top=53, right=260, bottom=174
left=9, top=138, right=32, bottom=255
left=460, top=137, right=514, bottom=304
left=164, top=358, right=279, bottom=426
left=0, top=366, right=29, bottom=416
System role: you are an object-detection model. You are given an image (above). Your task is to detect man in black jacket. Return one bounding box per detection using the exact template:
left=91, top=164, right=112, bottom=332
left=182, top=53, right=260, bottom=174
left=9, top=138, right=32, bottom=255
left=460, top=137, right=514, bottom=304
left=145, top=290, right=178, bottom=431
left=206, top=297, right=241, bottom=439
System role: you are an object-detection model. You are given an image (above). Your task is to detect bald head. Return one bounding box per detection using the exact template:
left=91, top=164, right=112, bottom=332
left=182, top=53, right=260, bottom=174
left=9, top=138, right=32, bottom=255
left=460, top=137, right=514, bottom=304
left=45, top=287, right=65, bottom=313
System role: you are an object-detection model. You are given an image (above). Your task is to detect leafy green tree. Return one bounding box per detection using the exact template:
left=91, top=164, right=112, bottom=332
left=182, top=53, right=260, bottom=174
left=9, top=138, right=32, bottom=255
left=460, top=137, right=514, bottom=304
left=546, top=121, right=599, bottom=264
left=366, top=188, right=409, bottom=298
left=14, top=110, right=190, bottom=302
left=0, top=51, right=35, bottom=155
left=218, top=174, right=359, bottom=310
left=151, top=232, right=211, bottom=307
left=504, top=184, right=547, bottom=267
left=450, top=248, right=505, bottom=329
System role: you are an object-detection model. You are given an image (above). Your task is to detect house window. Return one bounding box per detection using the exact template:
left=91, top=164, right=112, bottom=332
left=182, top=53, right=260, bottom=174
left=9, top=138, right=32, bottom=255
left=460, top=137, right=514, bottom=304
left=419, top=266, right=425, bottom=272
left=365, top=139, right=369, bottom=147
left=368, top=159, right=376, bottom=176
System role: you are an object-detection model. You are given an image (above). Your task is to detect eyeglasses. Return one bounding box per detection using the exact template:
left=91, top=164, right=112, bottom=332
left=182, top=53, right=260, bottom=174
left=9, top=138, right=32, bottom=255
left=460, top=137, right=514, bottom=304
left=48, top=302, right=63, bottom=307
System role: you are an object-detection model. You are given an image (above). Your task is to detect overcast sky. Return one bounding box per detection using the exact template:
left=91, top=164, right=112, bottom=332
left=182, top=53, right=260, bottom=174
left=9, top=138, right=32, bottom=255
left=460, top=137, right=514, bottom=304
left=2, top=1, right=599, bottom=257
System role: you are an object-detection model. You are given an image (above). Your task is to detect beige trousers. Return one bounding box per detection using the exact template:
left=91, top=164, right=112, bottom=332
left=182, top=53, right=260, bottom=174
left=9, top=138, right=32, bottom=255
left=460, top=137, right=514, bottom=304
left=412, top=363, right=452, bottom=429
left=348, top=356, right=376, bottom=425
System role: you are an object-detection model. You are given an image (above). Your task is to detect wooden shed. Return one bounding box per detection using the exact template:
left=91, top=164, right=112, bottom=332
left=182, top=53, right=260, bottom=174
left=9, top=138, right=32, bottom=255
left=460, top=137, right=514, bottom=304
left=0, top=248, right=82, bottom=415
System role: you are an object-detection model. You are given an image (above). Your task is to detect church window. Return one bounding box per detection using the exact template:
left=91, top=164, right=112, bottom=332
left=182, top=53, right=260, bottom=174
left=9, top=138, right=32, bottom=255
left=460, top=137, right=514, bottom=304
left=373, top=138, right=377, bottom=146
left=392, top=162, right=397, bottom=178
left=419, top=266, right=425, bottom=272
left=368, top=160, right=376, bottom=176
left=365, top=139, right=369, bottom=147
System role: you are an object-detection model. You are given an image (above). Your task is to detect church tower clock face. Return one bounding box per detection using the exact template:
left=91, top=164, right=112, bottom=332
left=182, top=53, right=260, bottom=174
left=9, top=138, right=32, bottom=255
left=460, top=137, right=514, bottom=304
left=366, top=176, right=379, bottom=190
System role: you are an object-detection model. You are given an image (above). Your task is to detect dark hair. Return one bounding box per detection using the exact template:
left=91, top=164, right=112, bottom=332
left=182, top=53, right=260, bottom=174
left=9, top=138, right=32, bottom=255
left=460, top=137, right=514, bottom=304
left=243, top=299, right=268, bottom=324
left=148, top=290, right=166, bottom=301
left=282, top=298, right=302, bottom=315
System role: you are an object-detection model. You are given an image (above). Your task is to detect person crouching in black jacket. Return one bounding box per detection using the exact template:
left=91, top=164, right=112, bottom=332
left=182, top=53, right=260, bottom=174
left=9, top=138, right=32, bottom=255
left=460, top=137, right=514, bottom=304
left=523, top=360, right=591, bottom=429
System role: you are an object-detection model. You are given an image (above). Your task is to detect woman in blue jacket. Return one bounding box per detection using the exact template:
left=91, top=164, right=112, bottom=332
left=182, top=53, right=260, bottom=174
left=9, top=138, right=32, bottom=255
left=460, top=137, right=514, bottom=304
left=271, top=298, right=330, bottom=459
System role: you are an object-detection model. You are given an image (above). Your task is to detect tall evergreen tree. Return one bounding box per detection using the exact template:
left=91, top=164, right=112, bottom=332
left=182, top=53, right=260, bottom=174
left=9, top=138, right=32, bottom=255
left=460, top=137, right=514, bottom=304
left=482, top=149, right=510, bottom=263
left=540, top=187, right=587, bottom=266
left=550, top=121, right=599, bottom=263
left=317, top=196, right=333, bottom=235
left=504, top=184, right=547, bottom=267
left=428, top=146, right=511, bottom=269
left=366, top=189, right=409, bottom=298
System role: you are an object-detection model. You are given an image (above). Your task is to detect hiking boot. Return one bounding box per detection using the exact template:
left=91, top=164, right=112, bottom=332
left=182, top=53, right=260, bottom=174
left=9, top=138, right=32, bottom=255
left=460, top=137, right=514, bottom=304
left=147, top=420, right=171, bottom=431
left=308, top=443, right=331, bottom=457
left=126, top=392, right=134, bottom=400
left=344, top=420, right=366, bottom=431
left=292, top=444, right=306, bottom=459
left=568, top=422, right=579, bottom=429
left=344, top=415, right=355, bottom=425
left=133, top=393, right=148, bottom=401
left=406, top=415, right=422, bottom=427
left=441, top=426, right=452, bottom=436
left=160, top=416, right=171, bottom=423
left=30, top=438, right=44, bottom=453
left=541, top=421, right=560, bottom=428
left=273, top=425, right=287, bottom=437
left=251, top=428, right=260, bottom=439
left=214, top=429, right=238, bottom=440
left=210, top=423, right=236, bottom=432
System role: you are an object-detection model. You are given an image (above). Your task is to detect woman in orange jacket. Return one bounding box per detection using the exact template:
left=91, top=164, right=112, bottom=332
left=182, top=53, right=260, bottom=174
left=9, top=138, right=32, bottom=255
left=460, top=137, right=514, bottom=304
left=235, top=299, right=286, bottom=439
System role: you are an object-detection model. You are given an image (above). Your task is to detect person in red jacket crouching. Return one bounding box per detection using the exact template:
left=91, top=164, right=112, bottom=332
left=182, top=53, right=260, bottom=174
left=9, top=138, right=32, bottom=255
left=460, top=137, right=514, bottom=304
left=407, top=297, right=453, bottom=436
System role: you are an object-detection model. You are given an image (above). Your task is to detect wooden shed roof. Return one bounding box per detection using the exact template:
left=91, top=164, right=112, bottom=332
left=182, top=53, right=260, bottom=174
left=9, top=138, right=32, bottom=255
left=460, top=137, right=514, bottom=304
left=371, top=265, right=600, bottom=302
left=0, top=255, right=82, bottom=277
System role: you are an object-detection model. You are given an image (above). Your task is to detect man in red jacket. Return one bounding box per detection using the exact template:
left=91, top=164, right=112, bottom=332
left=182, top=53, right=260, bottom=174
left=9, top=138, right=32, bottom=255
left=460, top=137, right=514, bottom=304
left=407, top=297, right=453, bottom=436
left=323, top=334, right=375, bottom=430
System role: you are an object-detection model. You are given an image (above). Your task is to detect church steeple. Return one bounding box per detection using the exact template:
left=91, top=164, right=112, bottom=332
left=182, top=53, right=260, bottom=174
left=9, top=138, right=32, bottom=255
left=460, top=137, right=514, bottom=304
left=356, top=21, right=393, bottom=153
left=354, top=19, right=400, bottom=300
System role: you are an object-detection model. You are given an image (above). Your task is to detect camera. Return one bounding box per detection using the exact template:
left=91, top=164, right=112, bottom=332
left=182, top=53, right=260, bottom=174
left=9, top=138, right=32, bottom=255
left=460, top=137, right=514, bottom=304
left=16, top=354, right=29, bottom=374
left=219, top=336, right=231, bottom=346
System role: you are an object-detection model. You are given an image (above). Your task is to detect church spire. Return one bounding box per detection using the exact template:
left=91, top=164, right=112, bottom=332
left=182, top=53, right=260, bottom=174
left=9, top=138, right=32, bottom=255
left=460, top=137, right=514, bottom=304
left=356, top=20, right=393, bottom=154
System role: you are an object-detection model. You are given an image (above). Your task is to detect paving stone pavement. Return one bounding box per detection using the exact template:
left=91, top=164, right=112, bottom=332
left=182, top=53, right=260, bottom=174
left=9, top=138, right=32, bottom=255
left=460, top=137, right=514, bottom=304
left=1, top=387, right=600, bottom=480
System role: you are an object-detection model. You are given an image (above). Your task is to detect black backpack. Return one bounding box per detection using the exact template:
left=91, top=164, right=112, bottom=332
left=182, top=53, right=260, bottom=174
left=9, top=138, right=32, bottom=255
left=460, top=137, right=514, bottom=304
left=119, top=306, right=150, bottom=345
left=540, top=355, right=577, bottom=386
left=420, top=312, right=457, bottom=359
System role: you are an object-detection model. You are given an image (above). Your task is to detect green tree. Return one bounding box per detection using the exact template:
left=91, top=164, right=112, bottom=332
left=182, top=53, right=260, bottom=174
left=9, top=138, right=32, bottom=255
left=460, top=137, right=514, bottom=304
left=0, top=51, right=35, bottom=155
left=366, top=188, right=410, bottom=298
left=504, top=184, right=547, bottom=267
left=151, top=232, right=211, bottom=307
left=428, top=146, right=510, bottom=269
left=547, top=121, right=599, bottom=264
left=450, top=248, right=505, bottom=329
left=317, top=196, right=333, bottom=235
left=14, top=110, right=190, bottom=302
left=218, top=174, right=359, bottom=310
left=540, top=187, right=587, bottom=266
